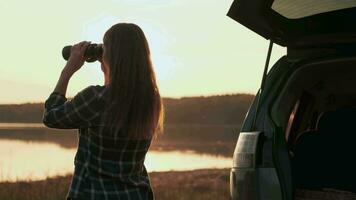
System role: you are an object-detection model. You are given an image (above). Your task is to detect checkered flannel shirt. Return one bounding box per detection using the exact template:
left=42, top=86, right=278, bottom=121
left=43, top=85, right=154, bottom=200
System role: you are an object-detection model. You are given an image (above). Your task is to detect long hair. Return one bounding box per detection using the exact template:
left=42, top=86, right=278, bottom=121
left=103, top=23, right=163, bottom=138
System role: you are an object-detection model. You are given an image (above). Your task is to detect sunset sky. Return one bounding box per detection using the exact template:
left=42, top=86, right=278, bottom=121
left=0, top=0, right=285, bottom=104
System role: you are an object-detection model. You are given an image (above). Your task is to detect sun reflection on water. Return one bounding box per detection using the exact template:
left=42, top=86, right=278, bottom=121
left=0, top=139, right=231, bottom=182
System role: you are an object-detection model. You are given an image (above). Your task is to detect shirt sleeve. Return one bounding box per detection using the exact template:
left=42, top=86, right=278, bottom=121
left=42, top=85, right=104, bottom=129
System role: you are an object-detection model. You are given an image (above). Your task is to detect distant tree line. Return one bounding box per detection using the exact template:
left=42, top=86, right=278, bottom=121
left=0, top=103, right=44, bottom=123
left=0, top=94, right=254, bottom=125
left=0, top=94, right=255, bottom=154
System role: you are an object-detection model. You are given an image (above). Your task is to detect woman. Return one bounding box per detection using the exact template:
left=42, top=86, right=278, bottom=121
left=43, top=23, right=164, bottom=200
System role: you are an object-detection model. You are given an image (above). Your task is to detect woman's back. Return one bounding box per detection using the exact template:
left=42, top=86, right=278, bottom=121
left=43, top=22, right=163, bottom=200
left=44, top=85, right=155, bottom=200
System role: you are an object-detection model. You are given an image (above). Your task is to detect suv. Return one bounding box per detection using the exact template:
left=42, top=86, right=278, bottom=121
left=227, top=1, right=356, bottom=199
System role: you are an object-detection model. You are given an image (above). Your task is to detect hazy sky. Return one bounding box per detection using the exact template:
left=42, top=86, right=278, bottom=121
left=0, top=0, right=285, bottom=104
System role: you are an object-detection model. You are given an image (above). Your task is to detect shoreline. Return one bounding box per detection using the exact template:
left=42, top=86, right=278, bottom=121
left=0, top=168, right=230, bottom=200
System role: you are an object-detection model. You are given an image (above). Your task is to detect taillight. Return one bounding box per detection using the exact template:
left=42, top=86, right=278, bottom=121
left=230, top=132, right=262, bottom=200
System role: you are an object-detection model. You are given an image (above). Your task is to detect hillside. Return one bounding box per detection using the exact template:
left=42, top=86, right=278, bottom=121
left=0, top=94, right=254, bottom=155
left=0, top=94, right=254, bottom=125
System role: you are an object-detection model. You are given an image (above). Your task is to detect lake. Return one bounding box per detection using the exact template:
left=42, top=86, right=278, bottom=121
left=0, top=123, right=232, bottom=182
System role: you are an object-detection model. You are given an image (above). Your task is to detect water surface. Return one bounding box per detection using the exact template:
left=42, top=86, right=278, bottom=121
left=0, top=139, right=231, bottom=182
left=0, top=123, right=44, bottom=129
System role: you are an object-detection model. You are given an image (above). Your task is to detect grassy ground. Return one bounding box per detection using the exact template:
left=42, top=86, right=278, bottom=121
left=0, top=169, right=230, bottom=200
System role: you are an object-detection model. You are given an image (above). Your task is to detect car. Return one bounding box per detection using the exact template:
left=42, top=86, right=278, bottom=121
left=227, top=0, right=356, bottom=199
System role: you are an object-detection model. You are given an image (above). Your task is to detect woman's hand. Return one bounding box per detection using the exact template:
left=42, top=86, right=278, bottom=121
left=62, top=41, right=91, bottom=76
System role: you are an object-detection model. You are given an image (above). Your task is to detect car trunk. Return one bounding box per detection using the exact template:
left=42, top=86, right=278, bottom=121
left=272, top=55, right=356, bottom=199
left=227, top=1, right=356, bottom=199
left=291, top=106, right=356, bottom=199
left=295, top=189, right=356, bottom=200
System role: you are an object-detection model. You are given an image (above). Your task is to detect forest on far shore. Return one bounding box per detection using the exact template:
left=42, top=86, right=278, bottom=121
left=0, top=94, right=254, bottom=155
left=0, top=94, right=254, bottom=125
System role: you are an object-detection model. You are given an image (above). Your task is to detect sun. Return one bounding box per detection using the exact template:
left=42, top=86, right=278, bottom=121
left=81, top=14, right=178, bottom=85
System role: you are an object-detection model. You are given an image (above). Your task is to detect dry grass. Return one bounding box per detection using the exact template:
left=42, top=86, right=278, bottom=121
left=0, top=169, right=230, bottom=200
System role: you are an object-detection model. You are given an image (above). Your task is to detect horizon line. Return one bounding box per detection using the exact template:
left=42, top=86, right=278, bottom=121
left=0, top=92, right=256, bottom=105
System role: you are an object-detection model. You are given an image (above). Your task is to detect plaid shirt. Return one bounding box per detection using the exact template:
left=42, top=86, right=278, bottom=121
left=43, top=85, right=154, bottom=200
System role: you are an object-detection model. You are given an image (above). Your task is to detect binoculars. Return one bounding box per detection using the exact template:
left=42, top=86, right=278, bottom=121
left=62, top=43, right=103, bottom=63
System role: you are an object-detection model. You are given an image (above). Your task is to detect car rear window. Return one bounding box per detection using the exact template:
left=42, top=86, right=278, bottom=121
left=271, top=0, right=356, bottom=19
